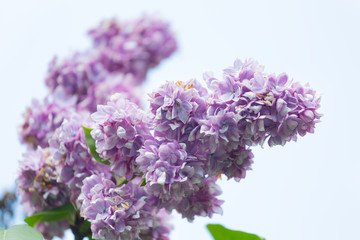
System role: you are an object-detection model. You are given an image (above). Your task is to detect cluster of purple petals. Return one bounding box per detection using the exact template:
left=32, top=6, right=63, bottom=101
left=17, top=15, right=179, bottom=239
left=45, top=53, right=142, bottom=113
left=147, top=79, right=253, bottom=182
left=16, top=148, right=70, bottom=239
left=19, top=94, right=75, bottom=150
left=139, top=209, right=173, bottom=240
left=79, top=174, right=154, bottom=240
left=88, top=15, right=177, bottom=82
left=49, top=113, right=111, bottom=205
left=175, top=177, right=224, bottom=222
left=148, top=79, right=208, bottom=143
left=45, top=53, right=107, bottom=105
left=82, top=73, right=142, bottom=111
left=90, top=94, right=151, bottom=179
left=205, top=58, right=322, bottom=147
left=136, top=139, right=205, bottom=205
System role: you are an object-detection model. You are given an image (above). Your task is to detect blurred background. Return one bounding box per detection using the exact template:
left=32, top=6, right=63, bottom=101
left=0, top=0, right=359, bottom=239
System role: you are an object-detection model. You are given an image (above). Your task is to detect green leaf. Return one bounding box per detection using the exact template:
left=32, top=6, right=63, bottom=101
left=207, top=224, right=265, bottom=240
left=140, top=178, right=146, bottom=187
left=79, top=220, right=91, bottom=234
left=115, top=177, right=128, bottom=186
left=24, top=203, right=75, bottom=227
left=0, top=225, right=43, bottom=240
left=82, top=126, right=110, bottom=165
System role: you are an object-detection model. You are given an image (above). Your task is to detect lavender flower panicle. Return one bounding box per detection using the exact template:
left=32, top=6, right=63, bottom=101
left=88, top=15, right=177, bottom=83
left=46, top=53, right=142, bottom=113
left=205, top=58, right=321, bottom=147
left=45, top=53, right=107, bottom=104
left=16, top=148, right=70, bottom=239
left=18, top=18, right=322, bottom=239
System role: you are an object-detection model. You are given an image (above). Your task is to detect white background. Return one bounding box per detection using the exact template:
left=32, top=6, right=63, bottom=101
left=0, top=0, right=359, bottom=239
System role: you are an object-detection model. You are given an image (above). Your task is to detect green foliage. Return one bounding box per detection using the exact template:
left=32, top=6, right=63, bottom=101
left=207, top=224, right=265, bottom=240
left=82, top=126, right=110, bottom=165
left=24, top=203, right=75, bottom=227
left=140, top=178, right=146, bottom=187
left=115, top=177, right=128, bottom=186
left=0, top=225, right=43, bottom=240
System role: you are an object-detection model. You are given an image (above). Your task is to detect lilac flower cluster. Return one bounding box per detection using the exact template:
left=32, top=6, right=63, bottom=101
left=49, top=113, right=111, bottom=205
left=19, top=95, right=75, bottom=150
left=90, top=94, right=152, bottom=180
left=79, top=174, right=171, bottom=239
left=88, top=15, right=177, bottom=82
left=19, top=15, right=177, bottom=152
left=17, top=13, right=321, bottom=240
left=45, top=15, right=177, bottom=112
left=205, top=58, right=322, bottom=147
left=17, top=15, right=177, bottom=239
left=16, top=148, right=70, bottom=239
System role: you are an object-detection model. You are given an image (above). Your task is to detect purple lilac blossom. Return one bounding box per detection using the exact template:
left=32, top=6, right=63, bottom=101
left=46, top=53, right=142, bottom=113
left=79, top=174, right=153, bottom=240
left=45, top=53, right=107, bottom=107
left=136, top=139, right=205, bottom=206
left=196, top=102, right=254, bottom=181
left=80, top=73, right=142, bottom=111
left=205, top=58, right=322, bottom=147
left=49, top=112, right=111, bottom=206
left=88, top=15, right=177, bottom=83
left=19, top=93, right=75, bottom=149
left=149, top=79, right=207, bottom=143
left=91, top=93, right=151, bottom=179
left=16, top=148, right=70, bottom=239
left=176, top=177, right=224, bottom=222
left=139, top=208, right=173, bottom=240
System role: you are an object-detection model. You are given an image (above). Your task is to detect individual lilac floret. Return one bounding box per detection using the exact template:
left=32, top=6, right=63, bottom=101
left=136, top=139, right=205, bottom=206
left=88, top=15, right=177, bottom=83
left=16, top=148, right=70, bottom=239
left=91, top=93, right=151, bottom=179
left=205, top=58, right=322, bottom=147
left=176, top=177, right=224, bottom=222
left=149, top=79, right=207, bottom=142
left=139, top=209, right=173, bottom=240
left=49, top=113, right=111, bottom=205
left=19, top=94, right=74, bottom=149
left=79, top=175, right=152, bottom=240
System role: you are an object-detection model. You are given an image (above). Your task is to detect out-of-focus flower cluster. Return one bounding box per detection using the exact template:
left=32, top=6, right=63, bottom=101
left=16, top=15, right=321, bottom=240
left=16, top=148, right=71, bottom=238
left=19, top=14, right=177, bottom=150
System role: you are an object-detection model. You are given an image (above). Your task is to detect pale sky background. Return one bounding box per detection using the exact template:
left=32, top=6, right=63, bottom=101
left=0, top=0, right=359, bottom=239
